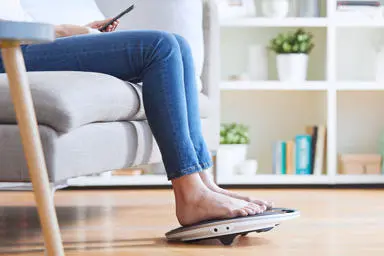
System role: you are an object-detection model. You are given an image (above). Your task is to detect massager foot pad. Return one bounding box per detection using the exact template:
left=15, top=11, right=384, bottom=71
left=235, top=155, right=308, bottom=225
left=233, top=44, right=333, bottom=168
left=165, top=208, right=299, bottom=245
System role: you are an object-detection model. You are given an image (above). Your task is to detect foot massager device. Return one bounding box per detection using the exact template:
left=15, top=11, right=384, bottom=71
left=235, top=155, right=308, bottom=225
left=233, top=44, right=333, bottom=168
left=166, top=208, right=300, bottom=245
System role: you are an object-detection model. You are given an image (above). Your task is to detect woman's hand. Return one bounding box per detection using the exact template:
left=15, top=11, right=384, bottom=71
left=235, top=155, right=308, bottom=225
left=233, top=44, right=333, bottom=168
left=86, top=18, right=120, bottom=32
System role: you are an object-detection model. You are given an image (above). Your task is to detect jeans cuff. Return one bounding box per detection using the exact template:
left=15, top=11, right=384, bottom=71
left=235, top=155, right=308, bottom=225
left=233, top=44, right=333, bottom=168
left=200, top=161, right=213, bottom=170
left=167, top=163, right=203, bottom=180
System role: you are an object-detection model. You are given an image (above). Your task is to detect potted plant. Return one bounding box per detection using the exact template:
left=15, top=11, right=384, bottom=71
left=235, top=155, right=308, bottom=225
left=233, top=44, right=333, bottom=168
left=217, top=123, right=250, bottom=178
left=268, top=28, right=315, bottom=82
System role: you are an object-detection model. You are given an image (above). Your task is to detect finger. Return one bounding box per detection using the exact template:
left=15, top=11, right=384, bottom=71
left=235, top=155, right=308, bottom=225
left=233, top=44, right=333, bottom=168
left=107, top=25, right=113, bottom=32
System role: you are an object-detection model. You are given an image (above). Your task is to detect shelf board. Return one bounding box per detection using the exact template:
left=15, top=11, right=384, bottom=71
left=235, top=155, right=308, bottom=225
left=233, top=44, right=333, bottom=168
left=219, top=17, right=384, bottom=28
left=218, top=174, right=384, bottom=185
left=220, top=81, right=328, bottom=91
left=333, top=17, right=384, bottom=27
left=335, top=82, right=384, bottom=90
left=68, top=175, right=170, bottom=187
left=334, top=175, right=384, bottom=184
left=221, top=81, right=384, bottom=91
left=217, top=174, right=331, bottom=185
left=220, top=17, right=328, bottom=27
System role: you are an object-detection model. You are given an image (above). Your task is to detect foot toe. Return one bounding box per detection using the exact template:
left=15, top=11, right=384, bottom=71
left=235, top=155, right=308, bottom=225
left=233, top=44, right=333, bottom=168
left=252, top=200, right=272, bottom=210
left=248, top=203, right=263, bottom=213
left=237, top=208, right=248, bottom=217
left=244, top=206, right=256, bottom=215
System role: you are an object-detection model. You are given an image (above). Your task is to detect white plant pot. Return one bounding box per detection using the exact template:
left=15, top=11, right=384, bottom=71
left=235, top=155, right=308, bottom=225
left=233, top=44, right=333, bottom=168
left=217, top=144, right=248, bottom=178
left=277, top=54, right=309, bottom=82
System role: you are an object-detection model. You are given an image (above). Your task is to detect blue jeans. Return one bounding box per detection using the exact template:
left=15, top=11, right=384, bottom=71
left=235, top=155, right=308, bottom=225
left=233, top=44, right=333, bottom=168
left=0, top=30, right=213, bottom=180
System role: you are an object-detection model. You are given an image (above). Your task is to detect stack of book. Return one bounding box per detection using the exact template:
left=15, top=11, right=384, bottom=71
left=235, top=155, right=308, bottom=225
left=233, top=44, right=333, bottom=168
left=336, top=1, right=382, bottom=19
left=272, top=125, right=327, bottom=175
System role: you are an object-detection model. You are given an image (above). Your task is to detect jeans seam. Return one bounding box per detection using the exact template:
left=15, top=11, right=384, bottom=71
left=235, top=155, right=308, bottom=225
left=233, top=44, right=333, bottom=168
left=23, top=45, right=153, bottom=61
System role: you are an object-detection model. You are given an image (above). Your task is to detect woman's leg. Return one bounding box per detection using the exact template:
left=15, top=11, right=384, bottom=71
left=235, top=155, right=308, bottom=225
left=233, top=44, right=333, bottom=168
left=173, top=34, right=273, bottom=210
left=172, top=34, right=213, bottom=171
left=0, top=31, right=260, bottom=225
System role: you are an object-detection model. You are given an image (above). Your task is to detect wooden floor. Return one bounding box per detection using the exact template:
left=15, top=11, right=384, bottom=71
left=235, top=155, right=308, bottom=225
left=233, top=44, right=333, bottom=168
left=0, top=188, right=383, bottom=256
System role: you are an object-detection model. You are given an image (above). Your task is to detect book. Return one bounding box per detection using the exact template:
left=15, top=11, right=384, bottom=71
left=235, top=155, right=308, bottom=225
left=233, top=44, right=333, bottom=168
left=305, top=125, right=318, bottom=174
left=295, top=135, right=312, bottom=175
left=313, top=126, right=326, bottom=175
left=286, top=140, right=295, bottom=175
left=337, top=1, right=380, bottom=7
left=273, top=141, right=286, bottom=175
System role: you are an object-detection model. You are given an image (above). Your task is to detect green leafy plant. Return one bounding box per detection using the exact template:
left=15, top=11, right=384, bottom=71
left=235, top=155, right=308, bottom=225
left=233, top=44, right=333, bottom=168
left=268, top=28, right=315, bottom=54
left=220, top=123, right=250, bottom=144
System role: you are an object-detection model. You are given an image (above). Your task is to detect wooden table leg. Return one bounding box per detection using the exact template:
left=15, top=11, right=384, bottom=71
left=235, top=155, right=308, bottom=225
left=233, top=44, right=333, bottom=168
left=1, top=43, right=65, bottom=256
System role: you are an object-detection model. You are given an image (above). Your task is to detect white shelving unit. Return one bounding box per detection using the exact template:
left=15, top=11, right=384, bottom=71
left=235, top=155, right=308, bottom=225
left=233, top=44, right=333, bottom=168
left=220, top=17, right=329, bottom=27
left=216, top=0, right=384, bottom=186
left=68, top=0, right=384, bottom=188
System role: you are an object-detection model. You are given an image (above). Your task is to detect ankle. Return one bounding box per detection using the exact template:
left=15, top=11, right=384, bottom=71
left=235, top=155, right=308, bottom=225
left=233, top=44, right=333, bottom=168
left=172, top=172, right=208, bottom=203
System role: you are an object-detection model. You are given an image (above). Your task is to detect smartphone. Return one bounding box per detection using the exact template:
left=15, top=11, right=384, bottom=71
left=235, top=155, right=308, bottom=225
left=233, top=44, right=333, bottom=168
left=99, top=4, right=135, bottom=32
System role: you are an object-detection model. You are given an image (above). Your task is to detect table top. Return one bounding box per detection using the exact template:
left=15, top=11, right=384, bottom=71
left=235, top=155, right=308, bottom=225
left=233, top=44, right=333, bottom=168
left=0, top=20, right=55, bottom=43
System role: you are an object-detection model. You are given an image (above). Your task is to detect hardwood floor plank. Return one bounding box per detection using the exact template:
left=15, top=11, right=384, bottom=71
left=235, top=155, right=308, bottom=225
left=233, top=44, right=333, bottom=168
left=0, top=189, right=383, bottom=255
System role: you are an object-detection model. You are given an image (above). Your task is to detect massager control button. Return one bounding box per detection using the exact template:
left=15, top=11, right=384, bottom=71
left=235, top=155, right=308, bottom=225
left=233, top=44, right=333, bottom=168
left=210, top=224, right=233, bottom=234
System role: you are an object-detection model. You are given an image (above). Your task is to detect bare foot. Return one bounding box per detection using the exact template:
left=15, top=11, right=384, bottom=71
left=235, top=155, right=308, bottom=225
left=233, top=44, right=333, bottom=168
left=199, top=171, right=274, bottom=211
left=172, top=173, right=263, bottom=226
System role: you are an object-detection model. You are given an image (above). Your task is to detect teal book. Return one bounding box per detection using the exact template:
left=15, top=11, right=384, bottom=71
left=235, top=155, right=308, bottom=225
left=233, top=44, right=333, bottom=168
left=295, top=135, right=312, bottom=174
left=281, top=141, right=287, bottom=174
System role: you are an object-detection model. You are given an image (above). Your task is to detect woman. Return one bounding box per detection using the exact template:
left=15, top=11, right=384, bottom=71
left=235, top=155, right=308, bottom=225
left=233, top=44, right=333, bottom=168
left=0, top=1, right=272, bottom=226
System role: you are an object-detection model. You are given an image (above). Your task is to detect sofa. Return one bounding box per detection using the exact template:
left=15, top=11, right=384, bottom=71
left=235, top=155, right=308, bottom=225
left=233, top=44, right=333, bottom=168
left=0, top=0, right=220, bottom=185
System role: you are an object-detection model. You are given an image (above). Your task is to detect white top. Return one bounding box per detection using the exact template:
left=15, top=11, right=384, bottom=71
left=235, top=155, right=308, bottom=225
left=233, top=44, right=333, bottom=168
left=0, top=0, right=32, bottom=21
left=0, top=0, right=101, bottom=34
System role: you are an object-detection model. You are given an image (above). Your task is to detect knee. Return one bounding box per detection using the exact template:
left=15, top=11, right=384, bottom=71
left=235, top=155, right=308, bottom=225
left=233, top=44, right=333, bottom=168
left=152, top=31, right=180, bottom=59
left=173, top=33, right=192, bottom=53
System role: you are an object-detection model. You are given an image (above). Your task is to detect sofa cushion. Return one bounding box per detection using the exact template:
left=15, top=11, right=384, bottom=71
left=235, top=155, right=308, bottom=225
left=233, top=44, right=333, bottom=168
left=0, top=71, right=211, bottom=133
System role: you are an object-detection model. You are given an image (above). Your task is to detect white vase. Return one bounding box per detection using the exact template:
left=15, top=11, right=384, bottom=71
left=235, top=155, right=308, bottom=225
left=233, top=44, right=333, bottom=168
left=262, top=0, right=290, bottom=18
left=276, top=54, right=309, bottom=82
left=248, top=45, right=268, bottom=80
left=217, top=144, right=248, bottom=178
left=376, top=47, right=384, bottom=82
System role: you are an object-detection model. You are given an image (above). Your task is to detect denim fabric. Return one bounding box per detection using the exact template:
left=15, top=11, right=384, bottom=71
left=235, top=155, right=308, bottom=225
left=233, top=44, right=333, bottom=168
left=0, top=30, right=213, bottom=180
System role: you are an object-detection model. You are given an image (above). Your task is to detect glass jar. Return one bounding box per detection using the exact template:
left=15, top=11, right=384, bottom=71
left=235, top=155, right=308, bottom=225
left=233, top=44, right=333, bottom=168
left=298, top=0, right=321, bottom=17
